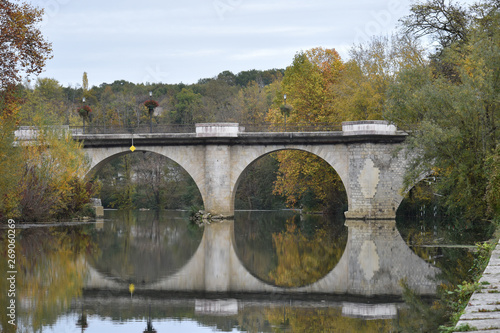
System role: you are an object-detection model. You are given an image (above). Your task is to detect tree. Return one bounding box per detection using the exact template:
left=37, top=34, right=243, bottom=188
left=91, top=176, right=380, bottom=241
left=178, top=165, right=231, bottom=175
left=332, top=35, right=426, bottom=121
left=110, top=154, right=135, bottom=209
left=272, top=150, right=347, bottom=212
left=0, top=0, right=52, bottom=113
left=401, top=0, right=470, bottom=50
left=234, top=154, right=285, bottom=210
left=0, top=4, right=65, bottom=220
left=20, top=78, right=66, bottom=124
left=265, top=48, right=347, bottom=212
left=17, top=123, right=92, bottom=221
left=94, top=153, right=202, bottom=210
left=200, top=78, right=239, bottom=122
left=386, top=0, right=500, bottom=222
left=0, top=109, right=23, bottom=219
left=134, top=153, right=181, bottom=209
left=234, top=79, right=280, bottom=124
left=267, top=47, right=344, bottom=125
left=172, top=87, right=202, bottom=124
left=82, top=71, right=89, bottom=92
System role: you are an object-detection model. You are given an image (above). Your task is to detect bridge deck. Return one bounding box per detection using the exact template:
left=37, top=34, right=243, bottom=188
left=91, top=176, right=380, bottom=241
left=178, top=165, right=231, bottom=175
left=74, top=131, right=407, bottom=148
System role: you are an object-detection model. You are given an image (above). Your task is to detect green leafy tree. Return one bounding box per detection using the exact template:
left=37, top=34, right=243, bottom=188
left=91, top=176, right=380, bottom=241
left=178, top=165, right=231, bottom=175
left=20, top=78, right=66, bottom=124
left=172, top=87, right=202, bottom=124
left=234, top=154, right=285, bottom=210
left=386, top=0, right=500, bottom=222
left=0, top=112, right=22, bottom=219
left=110, top=155, right=135, bottom=209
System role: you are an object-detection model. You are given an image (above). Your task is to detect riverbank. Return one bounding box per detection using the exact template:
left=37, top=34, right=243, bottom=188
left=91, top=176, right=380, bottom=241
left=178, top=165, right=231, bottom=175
left=454, top=241, right=500, bottom=331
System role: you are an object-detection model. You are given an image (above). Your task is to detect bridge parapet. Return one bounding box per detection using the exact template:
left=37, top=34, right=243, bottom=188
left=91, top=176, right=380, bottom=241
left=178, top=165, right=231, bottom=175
left=196, top=123, right=242, bottom=137
left=342, top=120, right=397, bottom=135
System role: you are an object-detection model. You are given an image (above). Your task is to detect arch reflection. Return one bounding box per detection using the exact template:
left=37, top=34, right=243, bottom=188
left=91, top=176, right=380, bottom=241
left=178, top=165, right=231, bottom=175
left=85, top=215, right=440, bottom=297
left=88, top=210, right=204, bottom=285
left=233, top=210, right=348, bottom=288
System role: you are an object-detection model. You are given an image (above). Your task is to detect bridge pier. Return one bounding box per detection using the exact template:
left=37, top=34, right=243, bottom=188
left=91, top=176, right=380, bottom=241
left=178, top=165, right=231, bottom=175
left=204, top=145, right=234, bottom=218
left=343, top=141, right=408, bottom=220
left=204, top=220, right=233, bottom=292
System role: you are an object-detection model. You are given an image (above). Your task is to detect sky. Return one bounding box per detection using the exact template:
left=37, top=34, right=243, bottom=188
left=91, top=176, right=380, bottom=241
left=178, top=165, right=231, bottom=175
left=30, top=0, right=413, bottom=88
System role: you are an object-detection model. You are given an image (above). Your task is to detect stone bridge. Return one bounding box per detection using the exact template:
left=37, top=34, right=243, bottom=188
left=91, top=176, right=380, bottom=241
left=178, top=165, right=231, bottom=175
left=79, top=121, right=413, bottom=220
left=85, top=218, right=440, bottom=296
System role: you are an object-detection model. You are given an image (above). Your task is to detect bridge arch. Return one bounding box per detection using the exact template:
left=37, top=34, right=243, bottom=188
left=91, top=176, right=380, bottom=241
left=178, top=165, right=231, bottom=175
left=84, top=146, right=207, bottom=207
left=395, top=172, right=438, bottom=218
left=229, top=145, right=351, bottom=214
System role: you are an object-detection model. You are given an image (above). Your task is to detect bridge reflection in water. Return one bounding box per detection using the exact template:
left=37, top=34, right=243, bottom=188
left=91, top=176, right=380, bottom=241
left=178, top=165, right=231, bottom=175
left=85, top=217, right=440, bottom=297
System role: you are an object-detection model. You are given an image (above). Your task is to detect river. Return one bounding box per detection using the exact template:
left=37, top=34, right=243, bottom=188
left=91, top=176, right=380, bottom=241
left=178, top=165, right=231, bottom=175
left=0, top=209, right=492, bottom=332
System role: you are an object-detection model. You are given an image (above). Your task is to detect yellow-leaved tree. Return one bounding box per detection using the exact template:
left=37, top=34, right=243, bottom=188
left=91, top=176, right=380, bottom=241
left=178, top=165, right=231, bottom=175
left=267, top=47, right=345, bottom=125
left=332, top=35, right=426, bottom=121
left=17, top=113, right=92, bottom=221
left=266, top=47, right=347, bottom=212
left=266, top=41, right=426, bottom=212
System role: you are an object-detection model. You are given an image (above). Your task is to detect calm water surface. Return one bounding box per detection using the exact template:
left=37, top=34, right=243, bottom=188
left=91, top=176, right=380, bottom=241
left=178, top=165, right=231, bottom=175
left=0, top=210, right=490, bottom=332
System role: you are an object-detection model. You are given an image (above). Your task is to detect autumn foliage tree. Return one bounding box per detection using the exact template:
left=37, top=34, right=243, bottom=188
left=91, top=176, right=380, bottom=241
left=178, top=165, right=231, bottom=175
left=0, top=0, right=52, bottom=112
left=0, top=1, right=53, bottom=221
left=267, top=47, right=345, bottom=125
left=332, top=36, right=426, bottom=121
left=0, top=1, right=96, bottom=222
left=266, top=48, right=347, bottom=212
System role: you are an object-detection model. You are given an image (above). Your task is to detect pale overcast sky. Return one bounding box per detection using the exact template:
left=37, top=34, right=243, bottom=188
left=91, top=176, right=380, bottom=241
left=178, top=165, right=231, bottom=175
left=31, top=0, right=413, bottom=88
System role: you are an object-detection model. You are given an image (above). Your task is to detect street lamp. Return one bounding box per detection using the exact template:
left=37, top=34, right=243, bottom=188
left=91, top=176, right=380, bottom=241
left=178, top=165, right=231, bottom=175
left=76, top=302, right=88, bottom=332
left=284, top=94, right=287, bottom=131
left=144, top=91, right=158, bottom=133
left=143, top=304, right=157, bottom=333
left=82, top=97, right=86, bottom=134
left=280, top=93, right=291, bottom=132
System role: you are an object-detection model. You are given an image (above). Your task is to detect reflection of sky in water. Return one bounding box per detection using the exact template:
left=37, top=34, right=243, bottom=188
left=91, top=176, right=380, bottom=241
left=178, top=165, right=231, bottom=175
left=42, top=314, right=229, bottom=333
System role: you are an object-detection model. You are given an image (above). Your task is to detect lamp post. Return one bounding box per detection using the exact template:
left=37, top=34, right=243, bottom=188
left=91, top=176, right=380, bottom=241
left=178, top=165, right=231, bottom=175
left=76, top=302, right=88, bottom=332
left=143, top=304, right=157, bottom=333
left=82, top=97, right=86, bottom=134
left=144, top=91, right=158, bottom=133
left=280, top=94, right=290, bottom=132
left=284, top=94, right=287, bottom=131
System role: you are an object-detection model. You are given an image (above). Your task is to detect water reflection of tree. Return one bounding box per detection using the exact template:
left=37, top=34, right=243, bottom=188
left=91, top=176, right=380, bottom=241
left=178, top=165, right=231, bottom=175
left=234, top=212, right=347, bottom=288
left=5, top=226, right=94, bottom=331
left=268, top=216, right=347, bottom=287
left=399, top=218, right=477, bottom=286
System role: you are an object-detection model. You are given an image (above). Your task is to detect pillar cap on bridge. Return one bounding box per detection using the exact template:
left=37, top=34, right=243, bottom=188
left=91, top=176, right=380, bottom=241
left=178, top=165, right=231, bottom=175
left=342, top=120, right=397, bottom=135
left=196, top=123, right=241, bottom=137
